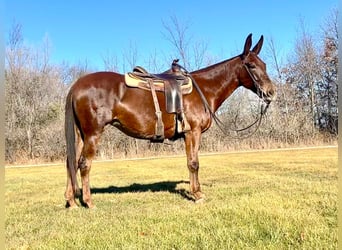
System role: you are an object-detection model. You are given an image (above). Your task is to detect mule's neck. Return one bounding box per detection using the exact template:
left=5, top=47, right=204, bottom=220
left=191, top=56, right=242, bottom=112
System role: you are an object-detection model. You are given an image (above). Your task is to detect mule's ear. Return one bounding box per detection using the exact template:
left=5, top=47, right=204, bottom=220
left=252, top=35, right=264, bottom=55
left=242, top=33, right=252, bottom=59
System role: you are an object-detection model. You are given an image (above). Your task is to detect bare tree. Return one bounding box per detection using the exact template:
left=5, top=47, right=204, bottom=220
left=318, top=8, right=338, bottom=134
left=162, top=15, right=210, bottom=71
left=102, top=52, right=119, bottom=72
left=266, top=36, right=283, bottom=81
left=281, top=9, right=338, bottom=137
left=122, top=41, right=139, bottom=72
left=162, top=15, right=191, bottom=68
left=145, top=49, right=167, bottom=72
left=283, top=18, right=322, bottom=131
left=5, top=23, right=67, bottom=162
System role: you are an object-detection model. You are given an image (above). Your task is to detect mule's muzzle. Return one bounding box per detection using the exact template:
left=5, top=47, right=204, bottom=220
left=260, top=85, right=276, bottom=104
left=265, top=88, right=276, bottom=104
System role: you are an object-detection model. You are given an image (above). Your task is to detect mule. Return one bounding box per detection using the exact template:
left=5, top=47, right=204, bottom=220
left=64, top=34, right=276, bottom=208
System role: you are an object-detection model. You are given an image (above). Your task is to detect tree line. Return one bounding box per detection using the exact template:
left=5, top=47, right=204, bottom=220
left=5, top=9, right=338, bottom=163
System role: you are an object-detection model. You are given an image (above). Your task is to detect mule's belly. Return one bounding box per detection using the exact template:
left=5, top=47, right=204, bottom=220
left=112, top=93, right=178, bottom=140
left=111, top=116, right=177, bottom=140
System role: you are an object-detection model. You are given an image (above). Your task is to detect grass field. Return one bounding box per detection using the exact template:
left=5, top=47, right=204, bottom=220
left=5, top=147, right=337, bottom=249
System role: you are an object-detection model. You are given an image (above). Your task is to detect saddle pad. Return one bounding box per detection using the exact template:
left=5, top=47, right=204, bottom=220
left=124, top=73, right=193, bottom=94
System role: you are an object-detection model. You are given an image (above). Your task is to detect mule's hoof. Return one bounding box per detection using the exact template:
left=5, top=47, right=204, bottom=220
left=195, top=197, right=205, bottom=204
left=84, top=202, right=96, bottom=209
left=65, top=200, right=78, bottom=209
left=193, top=192, right=205, bottom=203
left=88, top=204, right=97, bottom=209
left=66, top=203, right=79, bottom=210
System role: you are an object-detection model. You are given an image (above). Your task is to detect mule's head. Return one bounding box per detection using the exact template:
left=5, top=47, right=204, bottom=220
left=238, top=34, right=276, bottom=104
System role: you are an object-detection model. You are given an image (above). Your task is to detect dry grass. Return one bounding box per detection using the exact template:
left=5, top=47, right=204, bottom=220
left=5, top=147, right=337, bottom=249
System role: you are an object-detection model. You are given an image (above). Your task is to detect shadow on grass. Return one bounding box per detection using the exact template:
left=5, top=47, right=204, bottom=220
left=90, top=180, right=193, bottom=201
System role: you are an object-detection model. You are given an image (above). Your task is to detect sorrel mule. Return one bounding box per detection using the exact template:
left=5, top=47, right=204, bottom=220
left=65, top=34, right=276, bottom=208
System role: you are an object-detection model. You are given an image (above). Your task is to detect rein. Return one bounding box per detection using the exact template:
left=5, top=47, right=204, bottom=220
left=216, top=102, right=269, bottom=139
left=174, top=60, right=269, bottom=139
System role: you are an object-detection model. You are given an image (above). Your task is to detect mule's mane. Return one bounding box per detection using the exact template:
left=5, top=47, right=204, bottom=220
left=191, top=55, right=241, bottom=74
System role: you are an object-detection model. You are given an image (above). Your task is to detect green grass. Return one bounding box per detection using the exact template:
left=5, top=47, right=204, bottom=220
left=5, top=147, right=337, bottom=249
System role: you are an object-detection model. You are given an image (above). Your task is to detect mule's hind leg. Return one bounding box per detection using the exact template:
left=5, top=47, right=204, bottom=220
left=65, top=129, right=83, bottom=208
left=65, top=161, right=78, bottom=208
left=78, top=132, right=101, bottom=208
left=74, top=129, right=83, bottom=197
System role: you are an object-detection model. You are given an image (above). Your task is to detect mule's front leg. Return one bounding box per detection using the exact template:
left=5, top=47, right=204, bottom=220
left=185, top=130, right=205, bottom=202
left=187, top=161, right=205, bottom=202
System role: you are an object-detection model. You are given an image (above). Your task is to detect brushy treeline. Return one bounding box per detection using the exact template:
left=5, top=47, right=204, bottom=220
left=5, top=9, right=338, bottom=163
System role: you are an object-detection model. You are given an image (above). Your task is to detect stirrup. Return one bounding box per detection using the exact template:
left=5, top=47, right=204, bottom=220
left=177, top=112, right=191, bottom=133
left=152, top=111, right=164, bottom=142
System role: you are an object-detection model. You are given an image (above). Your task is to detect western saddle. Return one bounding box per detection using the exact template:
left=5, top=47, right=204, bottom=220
left=124, top=59, right=192, bottom=141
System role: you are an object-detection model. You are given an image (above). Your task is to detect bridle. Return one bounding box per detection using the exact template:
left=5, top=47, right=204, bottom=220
left=243, top=62, right=269, bottom=105
left=173, top=59, right=270, bottom=139
left=242, top=61, right=270, bottom=114
left=222, top=62, right=270, bottom=137
left=204, top=61, right=269, bottom=138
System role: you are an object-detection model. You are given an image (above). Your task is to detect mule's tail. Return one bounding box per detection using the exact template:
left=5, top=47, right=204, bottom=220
left=65, top=90, right=77, bottom=195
